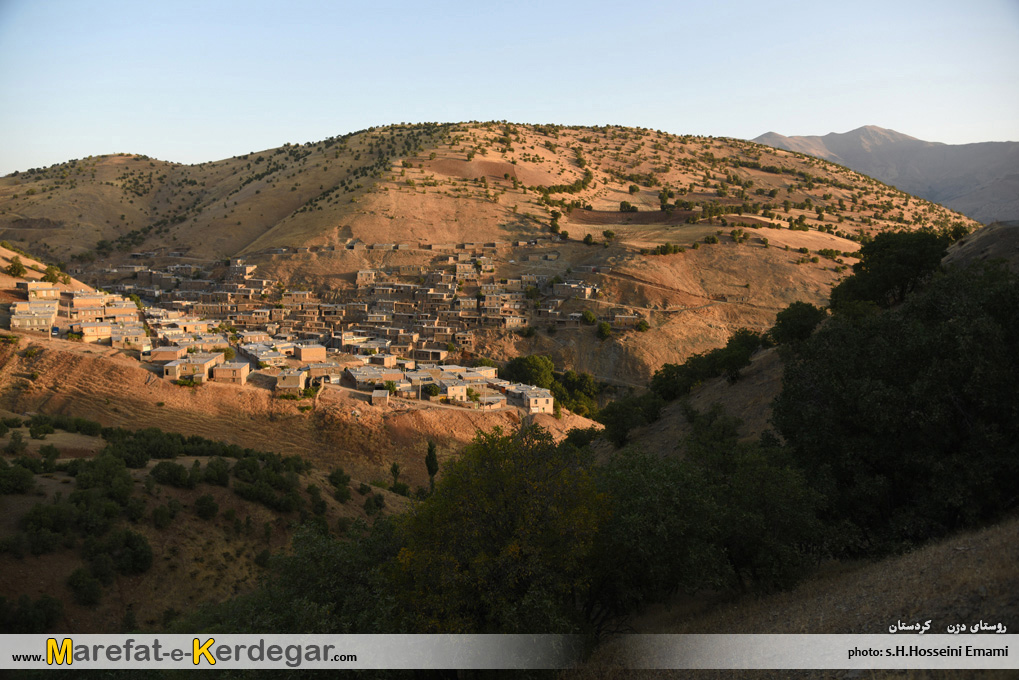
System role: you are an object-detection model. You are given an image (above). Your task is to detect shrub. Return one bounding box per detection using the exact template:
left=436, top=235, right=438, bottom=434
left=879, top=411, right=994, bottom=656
left=149, top=461, right=192, bottom=489
left=203, top=457, right=231, bottom=486
left=67, top=568, right=102, bottom=606
left=3, top=431, right=28, bottom=456
left=29, top=423, right=54, bottom=440
left=194, top=494, right=219, bottom=520
left=364, top=493, right=385, bottom=516
left=88, top=529, right=153, bottom=575
left=770, top=301, right=827, bottom=345
left=254, top=549, right=271, bottom=568
left=152, top=505, right=172, bottom=530
left=0, top=460, right=34, bottom=494
left=0, top=594, right=63, bottom=633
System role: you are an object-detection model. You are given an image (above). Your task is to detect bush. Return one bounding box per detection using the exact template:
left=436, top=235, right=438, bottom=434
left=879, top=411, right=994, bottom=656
left=364, top=493, right=385, bottom=516
left=86, top=529, right=153, bottom=575
left=770, top=301, right=827, bottom=345
left=152, top=505, right=172, bottom=530
left=0, top=460, right=34, bottom=494
left=125, top=496, right=146, bottom=522
left=596, top=322, right=612, bottom=340
left=3, top=431, right=28, bottom=456
left=149, top=461, right=192, bottom=489
left=29, top=423, right=53, bottom=440
left=596, top=391, right=666, bottom=447
left=0, top=594, right=63, bottom=633
left=195, top=494, right=219, bottom=520
left=254, top=549, right=271, bottom=568
left=67, top=568, right=102, bottom=606
left=203, top=457, right=231, bottom=486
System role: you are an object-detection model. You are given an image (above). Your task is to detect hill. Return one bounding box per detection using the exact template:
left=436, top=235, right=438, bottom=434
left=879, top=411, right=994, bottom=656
left=0, top=333, right=599, bottom=633
left=0, top=123, right=978, bottom=383
left=0, top=336, right=596, bottom=486
left=0, top=123, right=974, bottom=262
left=754, top=125, right=1019, bottom=224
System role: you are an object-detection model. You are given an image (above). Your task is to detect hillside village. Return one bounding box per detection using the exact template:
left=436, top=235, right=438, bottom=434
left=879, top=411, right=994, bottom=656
left=5, top=239, right=619, bottom=414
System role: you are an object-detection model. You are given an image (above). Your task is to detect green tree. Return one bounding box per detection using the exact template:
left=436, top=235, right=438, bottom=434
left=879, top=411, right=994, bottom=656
left=830, top=230, right=948, bottom=310
left=5, top=256, right=26, bottom=278
left=390, top=462, right=401, bottom=486
left=501, top=354, right=555, bottom=389
left=328, top=466, right=351, bottom=503
left=586, top=450, right=724, bottom=630
left=194, top=494, right=219, bottom=520
left=42, top=266, right=61, bottom=284
left=770, top=301, right=827, bottom=345
left=67, top=568, right=102, bottom=606
left=423, top=383, right=441, bottom=398
left=596, top=391, right=665, bottom=447
left=583, top=233, right=594, bottom=246
left=425, top=441, right=438, bottom=493
left=774, top=264, right=1019, bottom=556
left=3, top=431, right=27, bottom=456
left=682, top=407, right=821, bottom=591
left=581, top=310, right=596, bottom=325
left=596, top=322, right=611, bottom=340
left=395, top=426, right=606, bottom=633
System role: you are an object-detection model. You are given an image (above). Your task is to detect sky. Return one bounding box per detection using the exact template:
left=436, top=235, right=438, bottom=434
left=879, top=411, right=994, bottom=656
left=1, top=0, right=1017, bottom=174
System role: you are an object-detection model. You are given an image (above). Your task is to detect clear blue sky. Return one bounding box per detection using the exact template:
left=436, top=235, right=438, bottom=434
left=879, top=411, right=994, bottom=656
left=1, top=0, right=1017, bottom=174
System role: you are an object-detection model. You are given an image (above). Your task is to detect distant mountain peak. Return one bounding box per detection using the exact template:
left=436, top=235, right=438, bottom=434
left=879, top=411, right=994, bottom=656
left=751, top=127, right=1019, bottom=224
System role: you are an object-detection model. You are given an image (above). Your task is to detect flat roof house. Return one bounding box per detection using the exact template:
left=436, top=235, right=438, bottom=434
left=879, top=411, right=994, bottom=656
left=296, top=344, right=327, bottom=363
left=212, top=361, right=251, bottom=385
left=148, top=346, right=188, bottom=363
left=275, top=368, right=308, bottom=394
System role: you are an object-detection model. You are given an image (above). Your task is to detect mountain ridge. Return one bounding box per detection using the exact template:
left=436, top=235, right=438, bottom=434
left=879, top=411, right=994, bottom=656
left=753, top=125, right=1019, bottom=223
